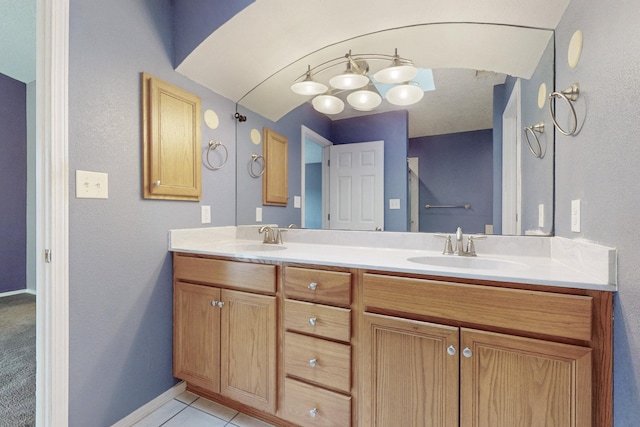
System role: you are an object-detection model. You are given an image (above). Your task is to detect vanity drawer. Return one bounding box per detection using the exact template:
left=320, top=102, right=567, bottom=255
left=283, top=378, right=351, bottom=427
left=363, top=273, right=593, bottom=341
left=173, top=254, right=276, bottom=293
left=284, top=332, right=351, bottom=393
left=284, top=266, right=351, bottom=307
left=284, top=299, right=351, bottom=342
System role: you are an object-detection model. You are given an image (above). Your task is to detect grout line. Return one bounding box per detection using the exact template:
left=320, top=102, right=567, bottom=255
left=158, top=399, right=189, bottom=426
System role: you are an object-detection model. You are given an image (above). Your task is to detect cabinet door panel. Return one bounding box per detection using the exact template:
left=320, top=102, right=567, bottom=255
left=173, top=282, right=220, bottom=392
left=220, top=289, right=277, bottom=413
left=460, top=329, right=592, bottom=427
left=361, top=313, right=459, bottom=427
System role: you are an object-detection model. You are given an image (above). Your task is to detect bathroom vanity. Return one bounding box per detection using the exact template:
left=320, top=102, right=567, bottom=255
left=169, top=226, right=615, bottom=427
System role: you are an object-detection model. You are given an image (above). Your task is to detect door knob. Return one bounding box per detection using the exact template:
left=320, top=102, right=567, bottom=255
left=463, top=347, right=473, bottom=358
left=447, top=345, right=456, bottom=356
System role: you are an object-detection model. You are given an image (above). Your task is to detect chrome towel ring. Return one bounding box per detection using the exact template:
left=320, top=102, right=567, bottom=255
left=548, top=83, right=580, bottom=136
left=249, top=153, right=265, bottom=178
left=523, top=122, right=544, bottom=159
left=204, top=140, right=228, bottom=170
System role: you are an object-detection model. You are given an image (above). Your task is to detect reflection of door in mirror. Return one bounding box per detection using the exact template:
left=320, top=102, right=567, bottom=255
left=408, top=157, right=419, bottom=232
left=301, top=126, right=331, bottom=229
left=502, top=79, right=522, bottom=235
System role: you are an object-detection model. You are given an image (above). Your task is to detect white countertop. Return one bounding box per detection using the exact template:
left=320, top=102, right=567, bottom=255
left=168, top=226, right=617, bottom=292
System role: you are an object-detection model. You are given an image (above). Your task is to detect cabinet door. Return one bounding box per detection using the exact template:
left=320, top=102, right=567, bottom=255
left=460, top=328, right=592, bottom=427
left=174, top=282, right=220, bottom=392
left=262, top=127, right=288, bottom=206
left=360, top=313, right=459, bottom=427
left=220, top=289, right=277, bottom=413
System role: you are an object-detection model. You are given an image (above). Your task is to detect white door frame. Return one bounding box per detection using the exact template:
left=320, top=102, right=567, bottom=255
left=407, top=157, right=419, bottom=232
left=501, top=79, right=522, bottom=235
left=36, top=0, right=69, bottom=425
left=300, top=125, right=332, bottom=229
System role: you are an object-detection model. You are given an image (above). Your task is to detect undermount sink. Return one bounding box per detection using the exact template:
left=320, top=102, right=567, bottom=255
left=406, top=255, right=527, bottom=271
left=221, top=243, right=287, bottom=252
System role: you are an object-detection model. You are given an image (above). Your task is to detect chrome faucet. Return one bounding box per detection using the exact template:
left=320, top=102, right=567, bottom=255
left=259, top=226, right=284, bottom=244
left=437, top=227, right=486, bottom=256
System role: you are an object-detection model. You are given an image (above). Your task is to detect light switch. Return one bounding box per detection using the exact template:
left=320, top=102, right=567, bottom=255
left=389, top=199, right=401, bottom=210
left=571, top=199, right=581, bottom=232
left=76, top=170, right=108, bottom=199
left=201, top=205, right=211, bottom=224
left=294, top=196, right=301, bottom=208
left=538, top=204, right=544, bottom=228
left=256, top=207, right=263, bottom=222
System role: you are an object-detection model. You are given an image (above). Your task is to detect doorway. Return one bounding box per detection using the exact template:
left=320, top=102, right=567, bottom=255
left=301, top=126, right=331, bottom=229
left=502, top=79, right=522, bottom=235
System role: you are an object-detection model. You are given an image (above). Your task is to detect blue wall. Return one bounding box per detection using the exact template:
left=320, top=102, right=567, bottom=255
left=331, top=110, right=409, bottom=232
left=0, top=73, right=27, bottom=294
left=236, top=102, right=331, bottom=228
left=409, top=129, right=493, bottom=234
left=68, top=0, right=236, bottom=424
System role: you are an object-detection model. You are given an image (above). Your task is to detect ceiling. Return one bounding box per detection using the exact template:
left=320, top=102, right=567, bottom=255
left=176, top=0, right=570, bottom=137
left=0, top=0, right=36, bottom=83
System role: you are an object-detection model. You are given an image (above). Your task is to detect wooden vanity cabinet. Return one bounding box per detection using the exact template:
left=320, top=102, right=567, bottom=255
left=281, top=265, right=353, bottom=427
left=360, top=272, right=611, bottom=427
left=173, top=254, right=277, bottom=414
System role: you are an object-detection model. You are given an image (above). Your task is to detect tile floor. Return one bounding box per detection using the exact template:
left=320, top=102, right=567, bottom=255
left=132, top=391, right=275, bottom=427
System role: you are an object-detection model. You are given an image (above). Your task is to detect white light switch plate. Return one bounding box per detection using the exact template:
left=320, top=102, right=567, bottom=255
left=256, top=207, right=263, bottom=222
left=294, top=196, right=301, bottom=208
left=201, top=205, right=211, bottom=224
left=389, top=199, right=400, bottom=210
left=538, top=204, right=544, bottom=228
left=76, top=170, right=108, bottom=199
left=571, top=199, right=581, bottom=232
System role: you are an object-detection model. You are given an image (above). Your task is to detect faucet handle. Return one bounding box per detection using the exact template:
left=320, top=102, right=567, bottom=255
left=466, top=235, right=486, bottom=256
left=435, top=234, right=454, bottom=255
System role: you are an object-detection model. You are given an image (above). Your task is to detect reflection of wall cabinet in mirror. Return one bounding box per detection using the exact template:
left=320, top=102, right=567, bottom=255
left=262, top=127, right=288, bottom=206
left=142, top=72, right=201, bottom=201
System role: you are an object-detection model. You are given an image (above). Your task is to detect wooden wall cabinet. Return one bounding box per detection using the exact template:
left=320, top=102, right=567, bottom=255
left=142, top=73, right=201, bottom=201
left=173, top=255, right=277, bottom=413
left=262, top=127, right=288, bottom=206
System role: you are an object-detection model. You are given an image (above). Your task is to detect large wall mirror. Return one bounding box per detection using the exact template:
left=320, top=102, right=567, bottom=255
left=233, top=23, right=555, bottom=236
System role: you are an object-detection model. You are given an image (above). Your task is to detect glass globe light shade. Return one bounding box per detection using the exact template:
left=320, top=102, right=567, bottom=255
left=329, top=72, right=369, bottom=90
left=312, top=95, right=345, bottom=115
left=385, top=84, right=424, bottom=106
left=347, top=90, right=382, bottom=111
left=291, top=79, right=328, bottom=96
left=374, top=64, right=418, bottom=84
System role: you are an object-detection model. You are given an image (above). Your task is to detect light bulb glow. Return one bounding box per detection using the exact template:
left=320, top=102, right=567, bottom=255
left=312, top=95, right=345, bottom=115
left=347, top=90, right=382, bottom=111
left=385, top=84, right=424, bottom=106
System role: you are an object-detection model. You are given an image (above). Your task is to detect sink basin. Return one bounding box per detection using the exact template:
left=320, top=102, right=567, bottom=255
left=406, top=255, right=527, bottom=271
left=221, top=243, right=287, bottom=252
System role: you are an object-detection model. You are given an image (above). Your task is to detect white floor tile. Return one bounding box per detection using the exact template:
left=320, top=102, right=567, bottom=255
left=175, top=390, right=199, bottom=405
left=131, top=399, right=187, bottom=427
left=162, top=406, right=227, bottom=427
left=190, top=397, right=238, bottom=421
left=229, top=413, right=275, bottom=427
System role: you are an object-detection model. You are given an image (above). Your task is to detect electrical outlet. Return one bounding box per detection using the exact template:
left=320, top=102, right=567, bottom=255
left=294, top=196, right=301, bottom=208
left=201, top=205, right=211, bottom=224
left=571, top=199, right=581, bottom=232
left=256, top=207, right=263, bottom=222
left=76, top=170, right=108, bottom=199
left=389, top=199, right=400, bottom=210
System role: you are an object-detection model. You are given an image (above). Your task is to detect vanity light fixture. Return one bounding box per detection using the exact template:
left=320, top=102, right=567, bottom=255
left=291, top=49, right=422, bottom=115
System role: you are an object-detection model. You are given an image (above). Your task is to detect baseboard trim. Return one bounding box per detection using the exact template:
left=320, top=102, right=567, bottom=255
left=111, top=381, right=186, bottom=427
left=0, top=289, right=34, bottom=298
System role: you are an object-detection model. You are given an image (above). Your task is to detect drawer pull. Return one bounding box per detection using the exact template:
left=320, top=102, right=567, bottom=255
left=309, top=317, right=317, bottom=326
left=309, top=408, right=318, bottom=418
left=308, top=282, right=318, bottom=291
left=447, top=345, right=456, bottom=356
left=463, top=347, right=473, bottom=358
left=309, top=358, right=317, bottom=368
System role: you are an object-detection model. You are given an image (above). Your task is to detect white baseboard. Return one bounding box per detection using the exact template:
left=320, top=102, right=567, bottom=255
left=111, top=381, right=186, bottom=427
left=0, top=289, right=35, bottom=298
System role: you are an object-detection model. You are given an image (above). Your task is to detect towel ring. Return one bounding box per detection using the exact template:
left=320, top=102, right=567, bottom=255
left=548, top=83, right=580, bottom=136
left=204, top=140, right=228, bottom=170
left=523, top=122, right=544, bottom=159
left=249, top=153, right=265, bottom=178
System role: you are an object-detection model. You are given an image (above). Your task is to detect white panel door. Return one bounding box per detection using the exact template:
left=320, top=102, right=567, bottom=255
left=329, top=140, right=384, bottom=230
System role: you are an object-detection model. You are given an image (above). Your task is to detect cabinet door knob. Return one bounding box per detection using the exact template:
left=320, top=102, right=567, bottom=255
left=308, top=282, right=318, bottom=291
left=447, top=345, right=457, bottom=356
left=154, top=180, right=161, bottom=186
left=309, top=408, right=318, bottom=418
left=217, top=301, right=225, bottom=308
left=210, top=300, right=218, bottom=307
left=463, top=347, right=473, bottom=358
left=309, top=317, right=317, bottom=326
left=309, top=358, right=317, bottom=368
